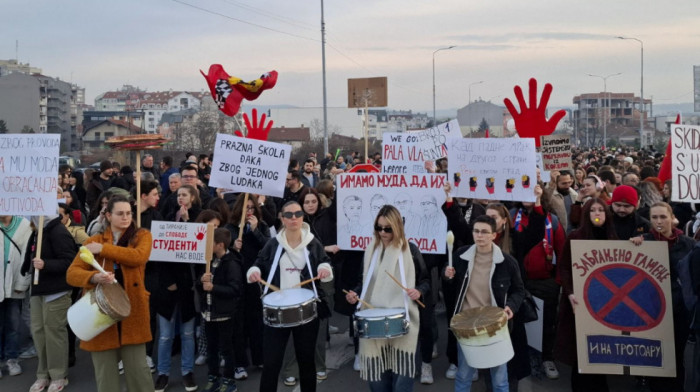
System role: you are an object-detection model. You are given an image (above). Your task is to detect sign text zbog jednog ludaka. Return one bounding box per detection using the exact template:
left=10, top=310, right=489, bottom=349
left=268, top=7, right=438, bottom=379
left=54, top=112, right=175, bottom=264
left=671, top=124, right=700, bottom=202
left=150, top=221, right=208, bottom=264
left=571, top=240, right=675, bottom=377
left=382, top=119, right=461, bottom=174
left=0, top=134, right=60, bottom=215
left=335, top=173, right=447, bottom=254
left=209, top=133, right=291, bottom=198
left=447, top=137, right=537, bottom=202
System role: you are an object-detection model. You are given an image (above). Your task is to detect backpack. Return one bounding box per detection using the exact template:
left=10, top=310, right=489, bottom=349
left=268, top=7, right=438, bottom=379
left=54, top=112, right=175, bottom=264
left=523, top=213, right=560, bottom=280
left=677, top=243, right=699, bottom=313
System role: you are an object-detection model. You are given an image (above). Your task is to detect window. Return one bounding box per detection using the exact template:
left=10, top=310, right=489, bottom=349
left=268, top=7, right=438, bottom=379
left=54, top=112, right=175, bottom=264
left=94, top=132, right=101, bottom=139
left=105, top=132, right=114, bottom=138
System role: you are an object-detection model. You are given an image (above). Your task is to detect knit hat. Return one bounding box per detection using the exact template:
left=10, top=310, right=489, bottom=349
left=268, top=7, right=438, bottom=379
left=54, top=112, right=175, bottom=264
left=624, top=156, right=634, bottom=164
left=611, top=185, right=638, bottom=207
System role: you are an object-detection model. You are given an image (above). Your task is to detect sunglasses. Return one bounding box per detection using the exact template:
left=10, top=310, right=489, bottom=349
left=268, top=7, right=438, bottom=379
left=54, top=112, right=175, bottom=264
left=282, top=211, right=304, bottom=219
left=374, top=225, right=393, bottom=233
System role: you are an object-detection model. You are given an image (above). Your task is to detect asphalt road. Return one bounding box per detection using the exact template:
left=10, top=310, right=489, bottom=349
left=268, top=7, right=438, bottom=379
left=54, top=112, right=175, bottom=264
left=1, top=311, right=643, bottom=392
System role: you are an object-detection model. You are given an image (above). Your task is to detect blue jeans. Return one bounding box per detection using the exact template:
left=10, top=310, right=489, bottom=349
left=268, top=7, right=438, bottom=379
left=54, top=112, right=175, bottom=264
left=456, top=346, right=508, bottom=392
left=368, top=370, right=414, bottom=392
left=0, top=298, right=21, bottom=360
left=157, top=306, right=195, bottom=376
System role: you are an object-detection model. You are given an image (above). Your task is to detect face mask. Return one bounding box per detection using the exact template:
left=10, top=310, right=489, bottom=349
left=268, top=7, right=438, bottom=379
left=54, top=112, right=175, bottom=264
left=458, top=201, right=468, bottom=207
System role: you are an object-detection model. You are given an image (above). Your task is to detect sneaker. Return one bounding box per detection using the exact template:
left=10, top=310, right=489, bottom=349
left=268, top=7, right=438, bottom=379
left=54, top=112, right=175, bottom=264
left=219, top=377, right=237, bottom=392
left=6, top=359, right=22, bottom=376
left=445, top=363, right=457, bottom=380
left=420, top=362, right=433, bottom=385
left=29, top=378, right=50, bottom=392
left=283, top=377, right=296, bottom=386
left=154, top=374, right=169, bottom=392
left=328, top=324, right=340, bottom=334
left=118, top=360, right=124, bottom=375
left=542, top=360, right=559, bottom=379
left=183, top=372, right=198, bottom=392
left=316, top=371, right=327, bottom=380
left=353, top=355, right=361, bottom=371
left=146, top=356, right=155, bottom=373
left=20, top=346, right=38, bottom=359
left=203, top=375, right=220, bottom=392
left=219, top=358, right=225, bottom=368
left=234, top=367, right=248, bottom=380
left=47, top=378, right=69, bottom=392
left=432, top=343, right=438, bottom=359
left=195, top=354, right=207, bottom=366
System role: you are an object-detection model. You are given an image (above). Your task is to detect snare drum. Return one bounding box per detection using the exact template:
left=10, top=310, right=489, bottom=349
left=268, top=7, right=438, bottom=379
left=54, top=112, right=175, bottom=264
left=450, top=306, right=513, bottom=369
left=353, top=308, right=409, bottom=339
left=262, top=288, right=317, bottom=328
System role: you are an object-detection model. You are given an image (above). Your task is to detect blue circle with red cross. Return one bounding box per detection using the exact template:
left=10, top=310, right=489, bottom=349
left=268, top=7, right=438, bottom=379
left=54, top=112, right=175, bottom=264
left=583, top=264, right=666, bottom=332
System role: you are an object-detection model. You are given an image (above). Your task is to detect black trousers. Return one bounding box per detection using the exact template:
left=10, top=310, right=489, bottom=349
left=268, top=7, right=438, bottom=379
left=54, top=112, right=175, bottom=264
left=205, top=318, right=235, bottom=379
left=419, top=301, right=435, bottom=363
left=260, top=318, right=319, bottom=392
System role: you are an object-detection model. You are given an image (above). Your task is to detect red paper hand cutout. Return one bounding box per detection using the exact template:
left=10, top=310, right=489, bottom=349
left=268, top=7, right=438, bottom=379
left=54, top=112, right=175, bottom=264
left=504, top=78, right=566, bottom=147
left=234, top=108, right=273, bottom=140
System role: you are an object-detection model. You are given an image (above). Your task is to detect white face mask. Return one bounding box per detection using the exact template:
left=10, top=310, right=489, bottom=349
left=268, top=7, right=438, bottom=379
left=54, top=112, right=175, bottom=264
left=458, top=201, right=468, bottom=207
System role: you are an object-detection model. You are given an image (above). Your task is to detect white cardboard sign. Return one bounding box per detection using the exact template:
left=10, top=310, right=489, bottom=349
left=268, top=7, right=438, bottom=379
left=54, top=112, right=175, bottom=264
left=0, top=134, right=60, bottom=215
left=382, top=119, right=461, bottom=174
left=671, top=124, right=700, bottom=202
left=150, top=221, right=208, bottom=264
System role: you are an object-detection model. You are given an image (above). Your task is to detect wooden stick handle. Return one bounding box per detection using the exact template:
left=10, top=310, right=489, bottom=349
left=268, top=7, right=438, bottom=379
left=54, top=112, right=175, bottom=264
left=237, top=193, right=249, bottom=242
left=293, top=276, right=320, bottom=288
left=204, top=223, right=215, bottom=274
left=136, top=151, right=141, bottom=228
left=258, top=278, right=280, bottom=292
left=384, top=271, right=426, bottom=308
left=33, top=216, right=45, bottom=285
left=343, top=289, right=374, bottom=309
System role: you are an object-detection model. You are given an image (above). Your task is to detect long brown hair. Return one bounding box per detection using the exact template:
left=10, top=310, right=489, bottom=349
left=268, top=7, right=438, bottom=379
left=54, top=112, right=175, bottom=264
left=576, top=198, right=617, bottom=240
left=105, top=195, right=144, bottom=247
left=230, top=193, right=261, bottom=224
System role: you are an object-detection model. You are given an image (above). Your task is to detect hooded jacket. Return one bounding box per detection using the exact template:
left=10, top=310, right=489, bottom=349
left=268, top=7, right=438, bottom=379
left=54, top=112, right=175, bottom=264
left=1, top=217, right=32, bottom=300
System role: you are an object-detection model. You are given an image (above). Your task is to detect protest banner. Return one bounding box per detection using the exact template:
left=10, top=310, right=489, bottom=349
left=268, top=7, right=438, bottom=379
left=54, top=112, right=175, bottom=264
left=150, top=221, right=209, bottom=264
left=571, top=240, right=675, bottom=376
left=382, top=119, right=461, bottom=174
left=0, top=134, right=60, bottom=216
left=540, top=135, right=572, bottom=172
left=447, top=138, right=537, bottom=202
left=671, top=124, right=700, bottom=202
left=336, top=173, right=447, bottom=254
left=209, top=133, right=291, bottom=197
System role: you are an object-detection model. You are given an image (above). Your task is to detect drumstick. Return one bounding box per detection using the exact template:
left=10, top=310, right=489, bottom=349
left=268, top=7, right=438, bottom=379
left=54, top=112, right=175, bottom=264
left=343, top=289, right=374, bottom=309
left=258, top=278, right=280, bottom=292
left=293, top=276, right=320, bottom=288
left=384, top=271, right=426, bottom=308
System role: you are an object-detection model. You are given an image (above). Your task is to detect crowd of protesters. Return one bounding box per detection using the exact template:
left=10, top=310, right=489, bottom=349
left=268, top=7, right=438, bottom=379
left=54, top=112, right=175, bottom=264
left=0, top=146, right=699, bottom=392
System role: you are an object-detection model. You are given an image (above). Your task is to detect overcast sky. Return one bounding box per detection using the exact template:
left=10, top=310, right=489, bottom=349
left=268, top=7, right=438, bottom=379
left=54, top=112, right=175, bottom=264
left=2, top=0, right=699, bottom=113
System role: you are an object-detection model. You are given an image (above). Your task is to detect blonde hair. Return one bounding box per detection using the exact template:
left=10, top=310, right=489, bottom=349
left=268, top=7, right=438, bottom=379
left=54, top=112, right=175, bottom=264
left=373, top=205, right=407, bottom=251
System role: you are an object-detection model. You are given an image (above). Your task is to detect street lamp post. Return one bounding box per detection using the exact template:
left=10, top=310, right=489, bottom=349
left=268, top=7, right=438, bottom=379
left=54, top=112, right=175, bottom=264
left=468, top=81, right=484, bottom=104
left=586, top=72, right=622, bottom=149
left=432, top=46, right=455, bottom=127
left=617, top=36, right=644, bottom=148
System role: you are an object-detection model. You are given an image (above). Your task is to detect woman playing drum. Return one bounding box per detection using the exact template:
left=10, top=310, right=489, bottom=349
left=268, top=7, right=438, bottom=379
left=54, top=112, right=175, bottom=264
left=66, top=195, right=154, bottom=392
left=345, top=205, right=430, bottom=392
left=246, top=201, right=333, bottom=392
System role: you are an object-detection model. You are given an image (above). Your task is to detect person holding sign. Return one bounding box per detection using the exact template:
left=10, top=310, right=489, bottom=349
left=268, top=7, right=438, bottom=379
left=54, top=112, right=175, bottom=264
left=638, top=202, right=694, bottom=392
left=345, top=205, right=430, bottom=392
left=555, top=198, right=616, bottom=391
left=569, top=175, right=609, bottom=229
left=66, top=195, right=154, bottom=392
left=444, top=215, right=525, bottom=392
left=246, top=201, right=333, bottom=392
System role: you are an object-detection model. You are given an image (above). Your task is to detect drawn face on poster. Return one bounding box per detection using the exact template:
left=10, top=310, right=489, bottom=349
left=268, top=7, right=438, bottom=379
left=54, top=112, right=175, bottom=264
left=336, top=173, right=447, bottom=253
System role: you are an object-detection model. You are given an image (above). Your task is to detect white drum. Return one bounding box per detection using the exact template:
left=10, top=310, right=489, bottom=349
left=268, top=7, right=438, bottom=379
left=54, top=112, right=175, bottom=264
left=450, top=306, right=513, bottom=369
left=262, top=288, right=317, bottom=328
left=68, top=283, right=131, bottom=341
left=354, top=308, right=408, bottom=339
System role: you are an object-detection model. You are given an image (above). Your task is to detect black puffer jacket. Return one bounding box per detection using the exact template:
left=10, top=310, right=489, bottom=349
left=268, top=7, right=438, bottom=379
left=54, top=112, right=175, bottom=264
left=196, top=251, right=243, bottom=318
left=21, top=217, right=76, bottom=296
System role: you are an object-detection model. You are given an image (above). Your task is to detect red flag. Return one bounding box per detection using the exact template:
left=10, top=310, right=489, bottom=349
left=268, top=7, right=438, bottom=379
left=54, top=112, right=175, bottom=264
left=200, top=65, right=278, bottom=117
left=657, top=113, right=681, bottom=183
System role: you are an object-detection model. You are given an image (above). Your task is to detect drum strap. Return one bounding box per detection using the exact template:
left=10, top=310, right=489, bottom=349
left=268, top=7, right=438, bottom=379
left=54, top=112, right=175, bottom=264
left=262, top=244, right=319, bottom=300
left=357, top=247, right=410, bottom=322
left=263, top=245, right=284, bottom=296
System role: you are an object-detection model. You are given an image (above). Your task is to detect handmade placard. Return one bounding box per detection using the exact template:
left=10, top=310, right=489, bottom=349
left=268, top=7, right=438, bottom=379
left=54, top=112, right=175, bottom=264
left=150, top=221, right=208, bottom=264
left=382, top=119, right=461, bottom=174
left=671, top=124, right=700, bottom=202
left=571, top=240, right=675, bottom=377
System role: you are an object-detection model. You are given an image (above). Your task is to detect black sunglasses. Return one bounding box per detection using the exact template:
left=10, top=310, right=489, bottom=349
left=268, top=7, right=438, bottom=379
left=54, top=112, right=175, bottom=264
left=282, top=211, right=304, bottom=219
left=374, top=225, right=393, bottom=233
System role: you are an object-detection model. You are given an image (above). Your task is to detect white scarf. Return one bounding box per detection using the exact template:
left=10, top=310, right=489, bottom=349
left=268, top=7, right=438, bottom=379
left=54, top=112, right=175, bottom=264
left=358, top=239, right=419, bottom=381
